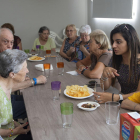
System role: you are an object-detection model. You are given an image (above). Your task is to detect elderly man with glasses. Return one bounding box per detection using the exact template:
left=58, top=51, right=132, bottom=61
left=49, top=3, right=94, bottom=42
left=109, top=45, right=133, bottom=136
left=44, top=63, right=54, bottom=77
left=0, top=28, right=47, bottom=120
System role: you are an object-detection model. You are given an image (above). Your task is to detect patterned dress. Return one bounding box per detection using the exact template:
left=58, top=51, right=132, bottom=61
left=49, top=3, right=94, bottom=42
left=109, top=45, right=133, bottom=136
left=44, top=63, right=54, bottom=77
left=0, top=86, right=18, bottom=140
left=63, top=36, right=80, bottom=53
left=116, top=64, right=140, bottom=94
left=74, top=40, right=90, bottom=61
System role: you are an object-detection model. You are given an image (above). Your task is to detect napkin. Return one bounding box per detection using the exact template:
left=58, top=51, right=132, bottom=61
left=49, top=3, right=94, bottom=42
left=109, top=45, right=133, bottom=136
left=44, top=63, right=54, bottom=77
left=66, top=70, right=79, bottom=75
left=35, top=64, right=53, bottom=71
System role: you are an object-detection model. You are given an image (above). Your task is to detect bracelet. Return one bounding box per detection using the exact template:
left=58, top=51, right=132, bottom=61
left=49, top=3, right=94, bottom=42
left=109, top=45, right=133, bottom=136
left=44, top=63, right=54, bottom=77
left=101, top=75, right=108, bottom=81
left=9, top=128, right=14, bottom=137
left=30, top=79, right=34, bottom=87
left=33, top=78, right=37, bottom=85
left=112, top=93, right=114, bottom=101
left=81, top=69, right=86, bottom=74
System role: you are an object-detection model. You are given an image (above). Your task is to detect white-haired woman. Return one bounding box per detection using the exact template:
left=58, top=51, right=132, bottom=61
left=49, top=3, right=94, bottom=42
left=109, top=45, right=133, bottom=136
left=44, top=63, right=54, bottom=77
left=71, top=25, right=91, bottom=62
left=76, top=29, right=112, bottom=79
left=0, top=49, right=32, bottom=139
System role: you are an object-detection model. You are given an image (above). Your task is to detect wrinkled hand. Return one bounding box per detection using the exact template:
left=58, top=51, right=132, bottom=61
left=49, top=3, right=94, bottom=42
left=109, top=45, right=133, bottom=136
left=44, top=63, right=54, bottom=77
left=102, top=67, right=120, bottom=78
left=69, top=47, right=75, bottom=52
left=76, top=69, right=81, bottom=74
left=79, top=45, right=86, bottom=52
left=36, top=75, right=47, bottom=85
left=94, top=92, right=112, bottom=103
left=14, top=121, right=20, bottom=128
left=76, top=65, right=86, bottom=74
left=14, top=122, right=30, bottom=135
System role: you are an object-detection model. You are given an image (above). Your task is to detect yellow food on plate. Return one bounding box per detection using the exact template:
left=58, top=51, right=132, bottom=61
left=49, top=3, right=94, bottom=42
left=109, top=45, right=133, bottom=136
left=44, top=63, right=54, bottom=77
left=29, top=56, right=43, bottom=60
left=66, top=85, right=90, bottom=97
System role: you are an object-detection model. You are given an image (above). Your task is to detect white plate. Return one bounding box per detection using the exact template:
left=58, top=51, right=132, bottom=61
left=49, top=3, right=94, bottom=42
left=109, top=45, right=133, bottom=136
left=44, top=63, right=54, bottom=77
left=64, top=86, right=94, bottom=99
left=27, top=57, right=45, bottom=61
left=28, top=53, right=38, bottom=57
left=77, top=101, right=100, bottom=111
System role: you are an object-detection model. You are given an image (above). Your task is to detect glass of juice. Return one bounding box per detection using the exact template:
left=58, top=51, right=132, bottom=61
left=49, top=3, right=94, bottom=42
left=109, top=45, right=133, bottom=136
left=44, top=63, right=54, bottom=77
left=46, top=49, right=51, bottom=58
left=56, top=56, right=64, bottom=75
left=43, top=63, right=50, bottom=77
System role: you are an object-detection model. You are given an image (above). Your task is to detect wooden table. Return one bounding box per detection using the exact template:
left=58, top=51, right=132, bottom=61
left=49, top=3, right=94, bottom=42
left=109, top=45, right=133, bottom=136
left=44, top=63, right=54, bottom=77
left=22, top=53, right=128, bottom=140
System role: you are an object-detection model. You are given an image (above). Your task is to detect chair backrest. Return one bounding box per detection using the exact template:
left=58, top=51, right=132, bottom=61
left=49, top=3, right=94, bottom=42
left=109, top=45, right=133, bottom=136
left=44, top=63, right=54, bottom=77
left=63, top=28, right=80, bottom=39
left=49, top=31, right=63, bottom=47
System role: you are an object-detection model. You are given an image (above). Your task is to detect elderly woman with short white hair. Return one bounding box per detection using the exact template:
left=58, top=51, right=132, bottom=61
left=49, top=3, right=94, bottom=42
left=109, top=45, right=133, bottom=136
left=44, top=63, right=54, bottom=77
left=74, top=25, right=91, bottom=61
left=0, top=49, right=32, bottom=140
left=66, top=25, right=91, bottom=62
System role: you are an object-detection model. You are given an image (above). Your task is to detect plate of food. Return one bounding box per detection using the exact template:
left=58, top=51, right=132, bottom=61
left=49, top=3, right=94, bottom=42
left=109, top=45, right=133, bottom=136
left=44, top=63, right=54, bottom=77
left=64, top=85, right=94, bottom=99
left=28, top=53, right=38, bottom=57
left=27, top=56, right=45, bottom=61
left=77, top=101, right=100, bottom=111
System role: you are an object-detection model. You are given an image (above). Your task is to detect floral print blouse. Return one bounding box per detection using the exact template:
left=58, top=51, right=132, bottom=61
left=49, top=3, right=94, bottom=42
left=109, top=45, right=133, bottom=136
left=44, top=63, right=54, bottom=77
left=0, top=86, right=18, bottom=140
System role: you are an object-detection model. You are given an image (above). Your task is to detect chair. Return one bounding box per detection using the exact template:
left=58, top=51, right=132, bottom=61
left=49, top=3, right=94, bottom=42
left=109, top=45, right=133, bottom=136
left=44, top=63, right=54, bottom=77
left=49, top=31, right=64, bottom=47
left=63, top=28, right=80, bottom=40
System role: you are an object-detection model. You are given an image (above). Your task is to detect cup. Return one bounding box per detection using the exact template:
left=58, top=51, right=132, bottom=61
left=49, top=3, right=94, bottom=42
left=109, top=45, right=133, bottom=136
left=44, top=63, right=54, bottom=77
left=36, top=45, right=40, bottom=54
left=56, top=57, right=64, bottom=75
left=105, top=101, right=120, bottom=125
left=60, top=102, right=73, bottom=128
left=40, top=46, right=44, bottom=50
left=51, top=81, right=61, bottom=100
left=24, top=49, right=30, bottom=54
left=43, top=63, right=50, bottom=77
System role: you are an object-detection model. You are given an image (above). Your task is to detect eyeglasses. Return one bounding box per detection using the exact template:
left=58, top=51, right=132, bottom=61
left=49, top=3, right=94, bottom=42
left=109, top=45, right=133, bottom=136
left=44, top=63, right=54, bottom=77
left=2, top=38, right=14, bottom=46
left=42, top=33, right=50, bottom=35
left=66, top=30, right=75, bottom=33
left=114, top=24, right=129, bottom=31
left=80, top=34, right=89, bottom=38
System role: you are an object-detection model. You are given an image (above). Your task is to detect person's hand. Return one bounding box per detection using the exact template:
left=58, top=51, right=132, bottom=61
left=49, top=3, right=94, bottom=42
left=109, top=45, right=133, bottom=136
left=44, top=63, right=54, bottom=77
left=102, top=67, right=120, bottom=78
left=76, top=69, right=81, bottom=74
left=69, top=47, right=75, bottom=52
left=14, top=122, right=30, bottom=135
left=94, top=92, right=112, bottom=103
left=14, top=121, right=20, bottom=128
left=36, top=75, right=47, bottom=85
left=67, top=56, right=71, bottom=60
left=76, top=65, right=86, bottom=74
left=79, top=45, right=86, bottom=52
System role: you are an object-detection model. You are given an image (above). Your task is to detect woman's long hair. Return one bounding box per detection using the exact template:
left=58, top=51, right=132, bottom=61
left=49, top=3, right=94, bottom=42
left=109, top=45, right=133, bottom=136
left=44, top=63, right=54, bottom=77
left=110, top=24, right=140, bottom=85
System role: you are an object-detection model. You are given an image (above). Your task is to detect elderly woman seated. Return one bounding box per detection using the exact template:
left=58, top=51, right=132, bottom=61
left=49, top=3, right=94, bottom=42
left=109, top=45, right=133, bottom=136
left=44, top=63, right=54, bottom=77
left=0, top=49, right=32, bottom=140
left=69, top=25, right=91, bottom=62
left=32, top=26, right=56, bottom=51
left=59, top=24, right=80, bottom=61
left=76, top=29, right=112, bottom=79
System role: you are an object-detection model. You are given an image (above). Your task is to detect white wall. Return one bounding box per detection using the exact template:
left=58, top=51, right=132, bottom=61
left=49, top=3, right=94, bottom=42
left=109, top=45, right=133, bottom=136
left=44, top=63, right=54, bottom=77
left=0, top=0, right=88, bottom=49
left=88, top=0, right=140, bottom=39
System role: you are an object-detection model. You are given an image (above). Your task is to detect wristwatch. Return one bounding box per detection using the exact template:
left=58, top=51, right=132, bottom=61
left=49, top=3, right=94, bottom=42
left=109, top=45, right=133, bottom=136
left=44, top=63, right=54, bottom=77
left=81, top=69, right=86, bottom=74
left=119, top=94, right=123, bottom=104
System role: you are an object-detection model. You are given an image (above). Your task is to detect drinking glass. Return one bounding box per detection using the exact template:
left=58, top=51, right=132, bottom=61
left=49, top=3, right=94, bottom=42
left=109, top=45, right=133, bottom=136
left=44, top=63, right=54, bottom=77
left=105, top=101, right=120, bottom=125
left=51, top=81, right=61, bottom=100
left=24, top=49, right=30, bottom=54
left=46, top=49, right=51, bottom=58
left=60, top=102, right=73, bottom=128
left=43, top=63, right=50, bottom=77
left=36, top=45, right=40, bottom=54
left=94, top=81, right=104, bottom=102
left=56, top=56, right=64, bottom=75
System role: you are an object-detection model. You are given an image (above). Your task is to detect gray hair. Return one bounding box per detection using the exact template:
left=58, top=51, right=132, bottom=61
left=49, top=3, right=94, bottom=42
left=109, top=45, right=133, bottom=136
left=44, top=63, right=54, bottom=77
left=0, top=28, right=13, bottom=36
left=38, top=26, right=50, bottom=34
left=79, top=25, right=91, bottom=34
left=0, top=49, right=28, bottom=78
